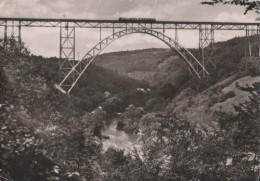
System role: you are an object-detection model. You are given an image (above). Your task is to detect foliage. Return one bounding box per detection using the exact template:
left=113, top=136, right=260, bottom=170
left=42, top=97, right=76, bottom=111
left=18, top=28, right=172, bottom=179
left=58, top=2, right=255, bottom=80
left=0, top=62, right=6, bottom=96
left=144, top=97, right=167, bottom=112
left=102, top=96, right=123, bottom=115
left=0, top=113, right=73, bottom=181
left=121, top=89, right=149, bottom=108
left=136, top=114, right=205, bottom=180
left=95, top=48, right=171, bottom=78
left=1, top=35, right=260, bottom=180
left=233, top=82, right=260, bottom=154
left=5, top=37, right=30, bottom=56
left=117, top=105, right=145, bottom=133
left=82, top=108, right=107, bottom=138
left=100, top=147, right=155, bottom=181
left=201, top=0, right=260, bottom=14
left=102, top=81, right=260, bottom=180
left=214, top=82, right=260, bottom=180
left=247, top=58, right=260, bottom=76
left=157, top=83, right=178, bottom=99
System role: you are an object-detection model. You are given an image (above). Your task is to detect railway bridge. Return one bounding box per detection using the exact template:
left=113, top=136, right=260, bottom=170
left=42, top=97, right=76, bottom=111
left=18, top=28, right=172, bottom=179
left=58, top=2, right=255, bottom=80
left=0, top=17, right=258, bottom=94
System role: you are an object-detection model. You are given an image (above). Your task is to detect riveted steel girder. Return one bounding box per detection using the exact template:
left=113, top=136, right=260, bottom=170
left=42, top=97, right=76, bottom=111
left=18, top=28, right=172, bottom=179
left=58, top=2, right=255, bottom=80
left=59, top=22, right=76, bottom=88
left=55, top=28, right=209, bottom=94
left=0, top=20, right=22, bottom=51
left=245, top=25, right=260, bottom=59
left=199, top=24, right=215, bottom=73
left=0, top=17, right=259, bottom=31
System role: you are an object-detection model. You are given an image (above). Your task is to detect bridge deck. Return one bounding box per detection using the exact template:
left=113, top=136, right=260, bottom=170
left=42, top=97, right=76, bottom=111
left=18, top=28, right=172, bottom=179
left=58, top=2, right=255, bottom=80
left=0, top=17, right=258, bottom=30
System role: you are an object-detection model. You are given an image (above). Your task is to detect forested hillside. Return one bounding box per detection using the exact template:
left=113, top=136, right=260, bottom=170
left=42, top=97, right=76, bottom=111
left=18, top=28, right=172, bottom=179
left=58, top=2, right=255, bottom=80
left=0, top=35, right=259, bottom=180
left=95, top=35, right=260, bottom=88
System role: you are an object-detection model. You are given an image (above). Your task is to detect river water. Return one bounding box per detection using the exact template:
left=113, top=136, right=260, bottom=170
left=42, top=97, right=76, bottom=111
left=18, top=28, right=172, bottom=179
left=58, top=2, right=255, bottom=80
left=101, top=120, right=141, bottom=155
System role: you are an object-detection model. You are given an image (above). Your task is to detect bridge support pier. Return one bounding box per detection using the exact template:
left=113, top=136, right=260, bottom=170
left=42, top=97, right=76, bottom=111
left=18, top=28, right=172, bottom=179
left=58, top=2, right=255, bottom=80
left=199, top=24, right=215, bottom=75
left=2, top=21, right=22, bottom=51
left=245, top=25, right=260, bottom=59
left=245, top=26, right=253, bottom=59
left=257, top=25, right=260, bottom=58
left=175, top=26, right=178, bottom=47
left=59, top=22, right=76, bottom=88
left=0, top=26, right=4, bottom=48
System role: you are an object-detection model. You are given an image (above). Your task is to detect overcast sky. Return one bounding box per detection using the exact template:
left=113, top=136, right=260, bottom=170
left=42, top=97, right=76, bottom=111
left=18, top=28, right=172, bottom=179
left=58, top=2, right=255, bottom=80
left=0, top=0, right=258, bottom=58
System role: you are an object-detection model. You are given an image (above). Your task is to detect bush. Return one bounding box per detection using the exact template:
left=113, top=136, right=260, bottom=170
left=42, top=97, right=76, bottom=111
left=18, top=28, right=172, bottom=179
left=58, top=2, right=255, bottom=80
left=121, top=89, right=149, bottom=108
left=144, top=97, right=166, bottom=112
left=102, top=96, right=123, bottom=114
left=248, top=60, right=260, bottom=77
left=116, top=120, right=126, bottom=130
left=218, top=91, right=235, bottom=103
left=0, top=63, right=6, bottom=95
left=158, top=83, right=177, bottom=99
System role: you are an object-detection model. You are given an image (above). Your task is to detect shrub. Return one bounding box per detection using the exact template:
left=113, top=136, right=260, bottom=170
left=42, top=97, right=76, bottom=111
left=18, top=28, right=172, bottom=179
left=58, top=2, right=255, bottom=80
left=102, top=96, right=123, bottom=114
left=116, top=120, right=126, bottom=130
left=247, top=60, right=260, bottom=77
left=158, top=83, right=177, bottom=99
left=218, top=91, right=236, bottom=103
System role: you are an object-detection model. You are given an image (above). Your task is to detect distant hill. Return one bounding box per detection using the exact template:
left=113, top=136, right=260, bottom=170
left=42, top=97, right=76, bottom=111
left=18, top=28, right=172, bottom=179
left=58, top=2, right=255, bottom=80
left=94, top=48, right=175, bottom=83
left=94, top=35, right=260, bottom=88
left=94, top=48, right=170, bottom=73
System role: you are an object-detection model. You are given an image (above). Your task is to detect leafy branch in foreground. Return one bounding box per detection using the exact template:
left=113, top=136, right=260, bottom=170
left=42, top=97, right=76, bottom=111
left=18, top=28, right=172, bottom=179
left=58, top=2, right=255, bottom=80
left=201, top=0, right=260, bottom=14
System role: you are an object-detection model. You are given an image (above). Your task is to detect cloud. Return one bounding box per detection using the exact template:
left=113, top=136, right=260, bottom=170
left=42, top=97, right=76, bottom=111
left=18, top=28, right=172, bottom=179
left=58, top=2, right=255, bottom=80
left=0, top=0, right=51, bottom=18
left=50, top=1, right=72, bottom=9
left=0, top=0, right=8, bottom=9
left=0, top=0, right=256, bottom=57
left=120, top=4, right=153, bottom=18
left=215, top=12, right=255, bottom=22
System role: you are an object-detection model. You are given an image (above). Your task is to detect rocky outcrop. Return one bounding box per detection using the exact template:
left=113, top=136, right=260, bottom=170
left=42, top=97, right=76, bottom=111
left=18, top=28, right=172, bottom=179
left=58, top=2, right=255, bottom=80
left=167, top=75, right=260, bottom=131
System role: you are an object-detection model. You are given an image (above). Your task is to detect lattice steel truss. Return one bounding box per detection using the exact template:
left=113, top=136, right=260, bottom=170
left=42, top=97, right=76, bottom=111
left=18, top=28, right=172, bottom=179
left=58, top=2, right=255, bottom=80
left=0, top=18, right=259, bottom=31
left=54, top=28, right=209, bottom=94
left=245, top=25, right=260, bottom=59
left=0, top=17, right=259, bottom=94
left=59, top=22, right=76, bottom=89
left=0, top=20, right=21, bottom=50
left=199, top=24, right=215, bottom=74
left=0, top=27, right=4, bottom=47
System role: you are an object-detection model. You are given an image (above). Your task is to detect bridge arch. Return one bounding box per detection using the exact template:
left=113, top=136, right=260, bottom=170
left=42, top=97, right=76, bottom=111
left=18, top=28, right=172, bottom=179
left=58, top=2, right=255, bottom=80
left=55, top=28, right=208, bottom=94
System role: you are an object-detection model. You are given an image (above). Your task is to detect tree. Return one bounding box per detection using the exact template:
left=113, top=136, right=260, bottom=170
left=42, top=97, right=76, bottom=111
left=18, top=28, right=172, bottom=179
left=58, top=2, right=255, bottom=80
left=5, top=37, right=30, bottom=55
left=215, top=82, right=260, bottom=180
left=201, top=0, right=260, bottom=14
left=82, top=108, right=107, bottom=138
left=137, top=113, right=207, bottom=180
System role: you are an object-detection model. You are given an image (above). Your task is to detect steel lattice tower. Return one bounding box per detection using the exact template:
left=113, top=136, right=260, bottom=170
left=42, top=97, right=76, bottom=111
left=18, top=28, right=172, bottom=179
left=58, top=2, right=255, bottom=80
left=59, top=22, right=76, bottom=89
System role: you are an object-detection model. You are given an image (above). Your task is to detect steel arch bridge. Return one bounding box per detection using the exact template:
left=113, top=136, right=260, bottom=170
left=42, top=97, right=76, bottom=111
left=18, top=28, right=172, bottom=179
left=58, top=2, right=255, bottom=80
left=54, top=28, right=209, bottom=94
left=0, top=17, right=258, bottom=94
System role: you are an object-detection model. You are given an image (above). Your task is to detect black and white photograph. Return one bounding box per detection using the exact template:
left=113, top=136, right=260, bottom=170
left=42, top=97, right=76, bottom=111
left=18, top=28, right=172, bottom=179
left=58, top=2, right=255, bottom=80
left=0, top=0, right=259, bottom=180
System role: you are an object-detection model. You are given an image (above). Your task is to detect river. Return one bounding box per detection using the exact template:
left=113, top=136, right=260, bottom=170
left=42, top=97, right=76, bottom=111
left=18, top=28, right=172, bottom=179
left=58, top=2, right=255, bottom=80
left=101, top=119, right=141, bottom=155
